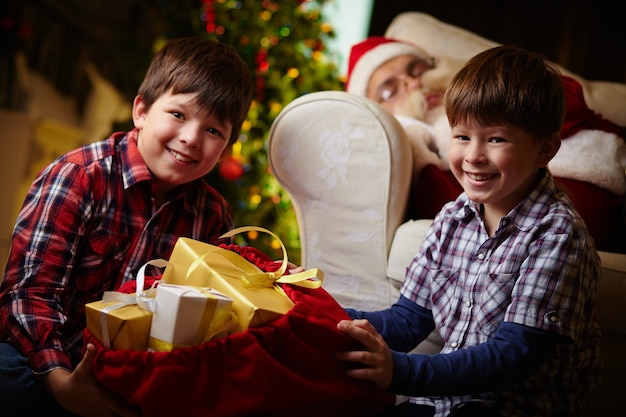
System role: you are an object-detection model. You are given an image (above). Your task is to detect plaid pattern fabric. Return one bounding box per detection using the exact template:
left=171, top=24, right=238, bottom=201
left=402, top=171, right=602, bottom=417
left=0, top=130, right=233, bottom=373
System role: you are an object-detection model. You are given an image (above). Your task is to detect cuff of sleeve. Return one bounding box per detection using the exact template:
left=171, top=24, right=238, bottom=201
left=387, top=350, right=413, bottom=394
left=30, top=347, right=73, bottom=374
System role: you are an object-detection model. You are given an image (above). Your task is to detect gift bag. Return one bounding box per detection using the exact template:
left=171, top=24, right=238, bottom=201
left=85, top=227, right=395, bottom=416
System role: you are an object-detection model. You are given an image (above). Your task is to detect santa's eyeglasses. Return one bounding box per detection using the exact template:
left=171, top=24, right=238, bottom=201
left=374, top=57, right=435, bottom=104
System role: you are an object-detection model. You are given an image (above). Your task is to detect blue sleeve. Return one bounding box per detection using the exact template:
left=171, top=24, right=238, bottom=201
left=388, top=321, right=561, bottom=396
left=345, top=295, right=436, bottom=352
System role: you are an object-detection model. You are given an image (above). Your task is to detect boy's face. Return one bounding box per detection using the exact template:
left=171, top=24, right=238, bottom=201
left=448, top=121, right=559, bottom=218
left=133, top=91, right=233, bottom=195
left=366, top=55, right=443, bottom=118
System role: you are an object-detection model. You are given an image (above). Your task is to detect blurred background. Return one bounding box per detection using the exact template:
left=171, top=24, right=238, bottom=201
left=1, top=0, right=624, bottom=266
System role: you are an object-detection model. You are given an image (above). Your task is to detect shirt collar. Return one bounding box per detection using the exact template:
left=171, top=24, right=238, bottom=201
left=120, top=129, right=152, bottom=189
left=455, top=169, right=557, bottom=232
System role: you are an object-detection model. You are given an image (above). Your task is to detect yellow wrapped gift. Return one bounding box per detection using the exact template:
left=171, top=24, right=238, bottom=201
left=85, top=300, right=153, bottom=351
left=161, top=226, right=323, bottom=333
left=85, top=259, right=167, bottom=350
left=148, top=284, right=234, bottom=352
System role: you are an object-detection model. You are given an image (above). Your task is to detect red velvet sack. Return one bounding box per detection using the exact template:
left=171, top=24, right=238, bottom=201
left=85, top=282, right=396, bottom=417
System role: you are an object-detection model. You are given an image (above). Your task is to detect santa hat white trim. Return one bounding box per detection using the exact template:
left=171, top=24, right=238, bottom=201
left=347, top=39, right=430, bottom=97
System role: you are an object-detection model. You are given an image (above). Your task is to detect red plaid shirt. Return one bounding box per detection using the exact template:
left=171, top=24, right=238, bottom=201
left=0, top=130, right=234, bottom=373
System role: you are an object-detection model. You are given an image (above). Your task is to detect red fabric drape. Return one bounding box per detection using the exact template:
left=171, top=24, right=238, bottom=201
left=86, top=281, right=395, bottom=417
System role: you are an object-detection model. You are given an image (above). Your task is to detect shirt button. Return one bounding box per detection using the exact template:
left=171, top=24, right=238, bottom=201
left=477, top=253, right=485, bottom=260
left=450, top=341, right=458, bottom=348
left=465, top=300, right=471, bottom=307
left=550, top=315, right=559, bottom=323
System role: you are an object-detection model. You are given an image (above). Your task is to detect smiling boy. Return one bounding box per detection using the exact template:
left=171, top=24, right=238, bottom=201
left=338, top=45, right=602, bottom=417
left=0, top=37, right=254, bottom=416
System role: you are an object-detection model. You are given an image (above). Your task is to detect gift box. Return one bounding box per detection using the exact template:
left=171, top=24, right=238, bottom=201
left=161, top=237, right=296, bottom=333
left=85, top=258, right=166, bottom=351
left=85, top=299, right=153, bottom=351
left=148, top=284, right=234, bottom=352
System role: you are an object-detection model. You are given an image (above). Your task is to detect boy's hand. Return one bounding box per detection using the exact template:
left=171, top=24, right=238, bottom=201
left=336, top=319, right=393, bottom=390
left=272, top=260, right=304, bottom=274
left=42, top=343, right=141, bottom=417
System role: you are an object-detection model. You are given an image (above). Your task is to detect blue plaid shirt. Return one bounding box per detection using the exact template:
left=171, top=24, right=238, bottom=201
left=401, top=170, right=602, bottom=417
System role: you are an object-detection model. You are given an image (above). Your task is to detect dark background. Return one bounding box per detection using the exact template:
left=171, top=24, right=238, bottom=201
left=368, top=0, right=626, bottom=84
left=1, top=0, right=624, bottom=113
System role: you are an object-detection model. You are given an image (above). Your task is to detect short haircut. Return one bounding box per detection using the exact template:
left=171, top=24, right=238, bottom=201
left=138, top=37, right=254, bottom=145
left=444, top=45, right=565, bottom=141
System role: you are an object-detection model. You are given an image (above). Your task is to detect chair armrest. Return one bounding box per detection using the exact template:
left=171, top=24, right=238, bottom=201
left=268, top=91, right=413, bottom=311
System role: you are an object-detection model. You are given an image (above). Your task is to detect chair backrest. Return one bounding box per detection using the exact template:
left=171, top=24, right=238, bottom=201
left=268, top=91, right=412, bottom=310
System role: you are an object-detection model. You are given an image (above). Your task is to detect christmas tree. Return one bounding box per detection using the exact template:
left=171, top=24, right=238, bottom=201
left=148, top=0, right=344, bottom=263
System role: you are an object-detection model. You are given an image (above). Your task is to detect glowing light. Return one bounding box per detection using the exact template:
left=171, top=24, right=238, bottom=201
left=250, top=194, right=262, bottom=205
left=287, top=68, right=299, bottom=78
left=270, top=102, right=283, bottom=113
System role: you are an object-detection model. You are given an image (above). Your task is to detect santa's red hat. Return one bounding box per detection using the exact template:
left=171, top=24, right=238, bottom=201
left=346, top=36, right=431, bottom=96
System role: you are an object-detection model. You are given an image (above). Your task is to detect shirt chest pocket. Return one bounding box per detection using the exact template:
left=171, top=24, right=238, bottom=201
left=88, top=228, right=130, bottom=259
left=75, top=228, right=130, bottom=295
left=477, top=273, right=517, bottom=335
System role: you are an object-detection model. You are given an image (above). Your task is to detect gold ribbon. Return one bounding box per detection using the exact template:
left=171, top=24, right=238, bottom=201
left=186, top=225, right=323, bottom=290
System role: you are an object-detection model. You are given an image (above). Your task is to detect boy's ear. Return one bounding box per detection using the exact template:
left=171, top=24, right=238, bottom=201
left=132, top=95, right=147, bottom=128
left=536, top=133, right=561, bottom=168
left=218, top=144, right=233, bottom=161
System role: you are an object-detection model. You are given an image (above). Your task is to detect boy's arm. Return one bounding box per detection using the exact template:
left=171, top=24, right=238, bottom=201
left=0, top=161, right=95, bottom=372
left=345, top=295, right=436, bottom=352
left=389, top=321, right=562, bottom=396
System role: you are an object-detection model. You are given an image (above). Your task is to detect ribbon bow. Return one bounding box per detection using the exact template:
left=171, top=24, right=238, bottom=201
left=187, top=226, right=323, bottom=290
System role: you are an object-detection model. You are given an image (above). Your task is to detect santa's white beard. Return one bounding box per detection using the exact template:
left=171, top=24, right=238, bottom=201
left=392, top=91, right=451, bottom=171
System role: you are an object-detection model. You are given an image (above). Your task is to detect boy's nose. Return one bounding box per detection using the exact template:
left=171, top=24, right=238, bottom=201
left=180, top=126, right=202, bottom=147
left=465, top=142, right=487, bottom=164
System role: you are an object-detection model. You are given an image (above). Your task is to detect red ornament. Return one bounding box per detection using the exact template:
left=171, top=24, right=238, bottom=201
left=218, top=155, right=245, bottom=181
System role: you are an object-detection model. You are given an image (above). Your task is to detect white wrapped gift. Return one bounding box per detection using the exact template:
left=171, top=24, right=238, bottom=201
left=148, top=284, right=234, bottom=352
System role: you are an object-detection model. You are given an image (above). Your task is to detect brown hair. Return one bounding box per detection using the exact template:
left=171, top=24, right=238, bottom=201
left=138, top=37, right=254, bottom=145
left=444, top=45, right=565, bottom=141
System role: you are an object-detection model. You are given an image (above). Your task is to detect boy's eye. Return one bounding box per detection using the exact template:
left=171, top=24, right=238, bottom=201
left=206, top=127, right=223, bottom=137
left=172, top=111, right=183, bottom=119
left=489, top=137, right=506, bottom=143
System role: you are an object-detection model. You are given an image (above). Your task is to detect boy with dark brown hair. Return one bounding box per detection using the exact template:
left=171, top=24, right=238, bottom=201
left=0, top=37, right=254, bottom=416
